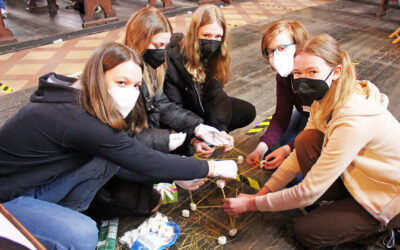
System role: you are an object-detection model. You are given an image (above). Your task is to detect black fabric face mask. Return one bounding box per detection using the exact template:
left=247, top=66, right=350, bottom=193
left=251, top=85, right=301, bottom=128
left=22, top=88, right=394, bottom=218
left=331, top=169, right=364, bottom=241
left=199, top=39, right=221, bottom=61
left=293, top=69, right=334, bottom=107
left=143, top=49, right=166, bottom=69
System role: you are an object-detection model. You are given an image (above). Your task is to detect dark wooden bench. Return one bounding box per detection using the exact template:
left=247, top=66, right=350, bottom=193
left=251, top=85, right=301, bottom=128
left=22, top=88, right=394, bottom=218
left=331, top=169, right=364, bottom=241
left=0, top=9, right=17, bottom=44
left=26, top=0, right=118, bottom=28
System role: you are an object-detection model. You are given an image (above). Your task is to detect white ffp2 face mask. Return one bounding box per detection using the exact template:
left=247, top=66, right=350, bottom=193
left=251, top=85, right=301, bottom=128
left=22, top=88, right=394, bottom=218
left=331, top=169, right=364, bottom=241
left=273, top=45, right=296, bottom=77
left=108, top=85, right=140, bottom=118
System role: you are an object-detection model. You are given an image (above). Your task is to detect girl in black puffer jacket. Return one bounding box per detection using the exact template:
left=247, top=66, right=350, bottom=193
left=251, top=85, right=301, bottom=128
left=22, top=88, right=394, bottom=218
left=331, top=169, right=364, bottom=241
left=123, top=7, right=234, bottom=157
left=164, top=5, right=256, bottom=136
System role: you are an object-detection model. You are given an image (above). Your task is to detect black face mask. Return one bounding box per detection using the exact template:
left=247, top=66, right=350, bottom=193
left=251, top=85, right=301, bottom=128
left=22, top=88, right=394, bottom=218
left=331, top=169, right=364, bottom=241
left=293, top=69, right=334, bottom=107
left=199, top=39, right=221, bottom=61
left=143, top=49, right=166, bottom=69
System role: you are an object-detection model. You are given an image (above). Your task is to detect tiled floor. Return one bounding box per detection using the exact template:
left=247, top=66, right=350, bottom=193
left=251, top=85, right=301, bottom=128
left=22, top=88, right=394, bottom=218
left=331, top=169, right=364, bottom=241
left=0, top=0, right=333, bottom=95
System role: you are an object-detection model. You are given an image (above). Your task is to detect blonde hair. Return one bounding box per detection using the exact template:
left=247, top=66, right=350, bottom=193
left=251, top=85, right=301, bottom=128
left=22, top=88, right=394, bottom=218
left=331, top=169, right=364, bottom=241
left=183, top=5, right=230, bottom=85
left=261, top=20, right=309, bottom=59
left=79, top=42, right=147, bottom=133
left=123, top=7, right=172, bottom=97
left=296, top=34, right=357, bottom=130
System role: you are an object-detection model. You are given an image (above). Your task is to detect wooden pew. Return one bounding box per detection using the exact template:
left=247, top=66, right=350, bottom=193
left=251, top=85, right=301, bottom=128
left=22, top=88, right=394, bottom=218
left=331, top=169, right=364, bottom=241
left=147, top=0, right=174, bottom=11
left=78, top=0, right=118, bottom=28
left=376, top=0, right=398, bottom=17
left=26, top=0, right=118, bottom=28
left=27, top=0, right=58, bottom=17
left=0, top=9, right=17, bottom=44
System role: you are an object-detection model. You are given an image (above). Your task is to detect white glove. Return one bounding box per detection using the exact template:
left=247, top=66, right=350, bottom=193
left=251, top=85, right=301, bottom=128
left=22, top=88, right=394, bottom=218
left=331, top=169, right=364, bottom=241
left=169, top=132, right=187, bottom=151
left=175, top=178, right=207, bottom=190
left=213, top=160, right=238, bottom=179
left=194, top=124, right=224, bottom=146
left=255, top=142, right=269, bottom=157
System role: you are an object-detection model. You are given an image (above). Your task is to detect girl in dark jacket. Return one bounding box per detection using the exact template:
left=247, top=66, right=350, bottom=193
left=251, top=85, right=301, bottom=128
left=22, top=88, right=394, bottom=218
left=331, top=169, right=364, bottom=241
left=0, top=42, right=237, bottom=249
left=123, top=7, right=233, bottom=158
left=164, top=5, right=256, bottom=139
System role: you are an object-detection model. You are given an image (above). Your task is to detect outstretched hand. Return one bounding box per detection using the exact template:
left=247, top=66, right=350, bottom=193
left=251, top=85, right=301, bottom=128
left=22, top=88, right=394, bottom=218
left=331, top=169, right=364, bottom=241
left=193, top=140, right=214, bottom=158
left=260, top=145, right=290, bottom=170
left=223, top=193, right=257, bottom=218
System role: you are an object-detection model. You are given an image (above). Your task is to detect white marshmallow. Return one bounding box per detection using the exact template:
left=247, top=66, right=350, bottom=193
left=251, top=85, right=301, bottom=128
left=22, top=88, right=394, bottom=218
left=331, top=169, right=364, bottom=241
left=217, top=236, right=227, bottom=245
left=154, top=213, right=163, bottom=221
left=216, top=179, right=225, bottom=189
left=237, top=155, right=244, bottom=164
left=228, top=228, right=237, bottom=236
left=190, top=203, right=197, bottom=211
left=182, top=209, right=190, bottom=217
left=148, top=218, right=156, bottom=225
left=157, top=227, right=166, bottom=238
left=150, top=222, right=159, bottom=232
left=139, top=225, right=149, bottom=235
left=160, top=216, right=168, bottom=223
left=260, top=160, right=266, bottom=168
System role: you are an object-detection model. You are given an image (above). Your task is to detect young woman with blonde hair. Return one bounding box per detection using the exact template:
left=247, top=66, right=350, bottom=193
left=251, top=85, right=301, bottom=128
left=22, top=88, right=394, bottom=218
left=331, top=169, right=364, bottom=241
left=247, top=20, right=309, bottom=171
left=0, top=42, right=238, bottom=248
left=123, top=6, right=232, bottom=157
left=223, top=34, right=400, bottom=248
left=164, top=5, right=256, bottom=148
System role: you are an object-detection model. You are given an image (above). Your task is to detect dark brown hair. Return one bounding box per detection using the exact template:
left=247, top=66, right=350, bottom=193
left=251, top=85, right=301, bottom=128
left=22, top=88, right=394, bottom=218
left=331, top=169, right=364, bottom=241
left=79, top=42, right=147, bottom=133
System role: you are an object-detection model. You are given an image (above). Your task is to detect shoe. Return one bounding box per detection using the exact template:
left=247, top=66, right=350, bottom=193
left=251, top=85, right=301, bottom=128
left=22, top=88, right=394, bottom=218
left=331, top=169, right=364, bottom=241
left=1, top=9, right=7, bottom=19
left=376, top=228, right=400, bottom=249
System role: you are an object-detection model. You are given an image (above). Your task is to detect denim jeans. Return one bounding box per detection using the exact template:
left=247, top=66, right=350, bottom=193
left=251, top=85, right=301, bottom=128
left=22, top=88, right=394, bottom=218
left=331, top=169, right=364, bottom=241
left=3, top=157, right=119, bottom=249
left=272, top=109, right=308, bottom=151
left=268, top=110, right=308, bottom=183
left=4, top=197, right=98, bottom=250
left=24, top=157, right=120, bottom=211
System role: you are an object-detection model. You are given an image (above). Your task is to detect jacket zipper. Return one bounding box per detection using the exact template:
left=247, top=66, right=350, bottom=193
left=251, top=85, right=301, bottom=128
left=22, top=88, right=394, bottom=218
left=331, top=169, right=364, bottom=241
left=192, top=82, right=204, bottom=114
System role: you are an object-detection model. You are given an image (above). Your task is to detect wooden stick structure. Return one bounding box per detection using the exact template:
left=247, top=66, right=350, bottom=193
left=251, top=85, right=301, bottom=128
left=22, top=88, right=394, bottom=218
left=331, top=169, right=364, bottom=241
left=180, top=145, right=270, bottom=242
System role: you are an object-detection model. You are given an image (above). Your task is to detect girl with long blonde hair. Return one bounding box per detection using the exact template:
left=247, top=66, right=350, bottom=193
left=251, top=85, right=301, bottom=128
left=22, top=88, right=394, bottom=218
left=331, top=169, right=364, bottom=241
left=223, top=34, right=400, bottom=248
left=123, top=6, right=232, bottom=157
left=164, top=5, right=256, bottom=144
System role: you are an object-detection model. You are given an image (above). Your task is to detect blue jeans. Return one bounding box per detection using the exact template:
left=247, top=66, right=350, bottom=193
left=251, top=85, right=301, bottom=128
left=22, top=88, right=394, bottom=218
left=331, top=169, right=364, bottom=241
left=4, top=197, right=98, bottom=250
left=24, top=157, right=120, bottom=211
left=3, top=157, right=119, bottom=249
left=272, top=109, right=308, bottom=150
left=268, top=110, right=308, bottom=183
left=0, top=0, right=5, bottom=10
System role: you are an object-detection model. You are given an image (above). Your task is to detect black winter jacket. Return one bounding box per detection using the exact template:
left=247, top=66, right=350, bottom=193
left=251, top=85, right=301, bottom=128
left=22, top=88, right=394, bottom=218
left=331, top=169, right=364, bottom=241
left=140, top=78, right=203, bottom=135
left=0, top=73, right=209, bottom=202
left=164, top=33, right=233, bottom=132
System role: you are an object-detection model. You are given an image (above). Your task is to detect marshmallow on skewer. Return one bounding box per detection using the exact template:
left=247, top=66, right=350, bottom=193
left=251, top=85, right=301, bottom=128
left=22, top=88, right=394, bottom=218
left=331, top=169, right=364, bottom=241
left=217, top=236, right=227, bottom=245
left=190, top=203, right=197, bottom=211
left=216, top=179, right=225, bottom=189
left=237, top=155, right=243, bottom=164
left=228, top=228, right=237, bottom=236
left=182, top=209, right=190, bottom=217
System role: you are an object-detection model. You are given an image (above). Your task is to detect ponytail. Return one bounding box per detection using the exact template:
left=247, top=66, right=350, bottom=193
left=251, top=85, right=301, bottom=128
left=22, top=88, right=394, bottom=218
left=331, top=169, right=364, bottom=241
left=299, top=35, right=357, bottom=129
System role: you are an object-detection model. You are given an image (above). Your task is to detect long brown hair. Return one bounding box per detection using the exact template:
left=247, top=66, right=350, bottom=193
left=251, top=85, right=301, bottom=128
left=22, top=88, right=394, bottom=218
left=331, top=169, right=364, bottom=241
left=296, top=34, right=357, bottom=130
left=261, top=20, right=309, bottom=59
left=123, top=7, right=172, bottom=97
left=183, top=5, right=230, bottom=85
left=79, top=42, right=147, bottom=133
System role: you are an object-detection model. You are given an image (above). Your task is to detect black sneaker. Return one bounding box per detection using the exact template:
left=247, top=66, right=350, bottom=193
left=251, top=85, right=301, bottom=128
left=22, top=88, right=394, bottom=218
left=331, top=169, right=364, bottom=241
left=376, top=228, right=400, bottom=249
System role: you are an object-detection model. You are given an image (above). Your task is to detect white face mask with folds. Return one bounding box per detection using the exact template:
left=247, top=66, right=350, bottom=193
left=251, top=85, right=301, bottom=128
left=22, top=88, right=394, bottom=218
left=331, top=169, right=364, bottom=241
left=108, top=85, right=140, bottom=118
left=273, top=45, right=296, bottom=77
